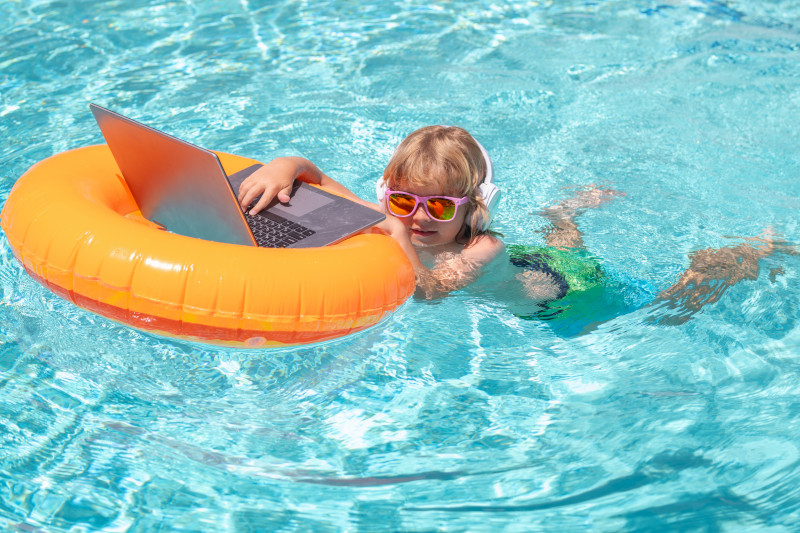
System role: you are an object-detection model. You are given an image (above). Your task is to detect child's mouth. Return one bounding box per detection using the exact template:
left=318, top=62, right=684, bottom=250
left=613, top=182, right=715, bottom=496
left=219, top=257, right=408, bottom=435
left=411, top=228, right=436, bottom=237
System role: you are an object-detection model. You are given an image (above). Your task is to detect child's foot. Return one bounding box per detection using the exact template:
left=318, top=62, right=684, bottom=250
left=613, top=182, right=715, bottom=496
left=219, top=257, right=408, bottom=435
left=741, top=227, right=799, bottom=258
left=540, top=185, right=625, bottom=222
left=538, top=185, right=625, bottom=250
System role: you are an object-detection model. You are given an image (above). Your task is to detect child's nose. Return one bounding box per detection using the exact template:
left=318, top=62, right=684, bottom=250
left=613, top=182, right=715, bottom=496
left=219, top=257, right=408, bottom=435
left=413, top=204, right=432, bottom=222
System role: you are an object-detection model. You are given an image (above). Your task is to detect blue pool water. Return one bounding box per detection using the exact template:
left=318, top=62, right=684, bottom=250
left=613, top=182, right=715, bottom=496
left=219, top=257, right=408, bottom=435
left=2, top=0, right=800, bottom=530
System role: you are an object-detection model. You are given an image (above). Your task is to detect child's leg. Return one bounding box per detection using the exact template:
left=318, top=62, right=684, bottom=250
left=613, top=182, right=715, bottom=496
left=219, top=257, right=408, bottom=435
left=539, top=185, right=625, bottom=249
left=657, top=230, right=797, bottom=322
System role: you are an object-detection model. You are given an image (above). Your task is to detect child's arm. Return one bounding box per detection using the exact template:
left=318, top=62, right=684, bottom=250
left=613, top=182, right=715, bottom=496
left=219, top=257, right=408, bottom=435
left=236, top=158, right=420, bottom=257
left=374, top=214, right=504, bottom=298
left=372, top=214, right=425, bottom=268
left=237, top=157, right=503, bottom=296
left=238, top=157, right=369, bottom=215
left=415, top=235, right=505, bottom=298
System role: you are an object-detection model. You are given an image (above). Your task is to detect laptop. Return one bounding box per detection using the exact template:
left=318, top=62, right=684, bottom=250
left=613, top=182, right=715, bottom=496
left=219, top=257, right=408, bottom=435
left=90, top=104, right=385, bottom=248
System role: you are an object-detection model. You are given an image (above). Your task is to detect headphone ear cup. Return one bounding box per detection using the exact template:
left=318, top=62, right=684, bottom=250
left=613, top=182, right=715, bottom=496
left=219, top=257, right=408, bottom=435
left=476, top=182, right=501, bottom=231
left=376, top=178, right=387, bottom=203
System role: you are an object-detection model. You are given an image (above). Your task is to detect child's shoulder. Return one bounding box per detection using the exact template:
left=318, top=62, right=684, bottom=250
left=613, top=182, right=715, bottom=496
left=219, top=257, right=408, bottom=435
left=463, top=233, right=505, bottom=264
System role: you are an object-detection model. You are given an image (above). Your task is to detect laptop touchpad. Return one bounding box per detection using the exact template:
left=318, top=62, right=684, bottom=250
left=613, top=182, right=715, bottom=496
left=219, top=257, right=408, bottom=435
left=270, top=185, right=333, bottom=218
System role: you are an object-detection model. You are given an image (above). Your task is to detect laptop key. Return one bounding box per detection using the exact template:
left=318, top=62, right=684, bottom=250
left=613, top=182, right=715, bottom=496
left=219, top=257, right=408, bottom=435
left=244, top=209, right=316, bottom=248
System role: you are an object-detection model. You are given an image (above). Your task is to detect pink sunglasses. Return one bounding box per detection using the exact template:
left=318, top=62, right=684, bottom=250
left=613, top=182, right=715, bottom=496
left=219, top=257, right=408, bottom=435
left=385, top=189, right=469, bottom=221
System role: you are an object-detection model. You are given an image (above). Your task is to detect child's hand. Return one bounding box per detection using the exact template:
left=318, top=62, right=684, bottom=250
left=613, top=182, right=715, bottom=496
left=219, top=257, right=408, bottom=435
left=375, top=215, right=409, bottom=243
left=374, top=215, right=424, bottom=269
left=238, top=158, right=299, bottom=215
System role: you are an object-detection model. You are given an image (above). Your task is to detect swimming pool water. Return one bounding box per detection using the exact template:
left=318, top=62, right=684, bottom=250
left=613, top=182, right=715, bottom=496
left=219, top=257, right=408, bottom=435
left=2, top=0, right=800, bottom=530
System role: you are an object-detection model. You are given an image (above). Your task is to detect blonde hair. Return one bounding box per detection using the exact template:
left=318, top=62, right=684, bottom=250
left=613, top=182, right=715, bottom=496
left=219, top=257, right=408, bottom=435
left=383, top=125, right=491, bottom=244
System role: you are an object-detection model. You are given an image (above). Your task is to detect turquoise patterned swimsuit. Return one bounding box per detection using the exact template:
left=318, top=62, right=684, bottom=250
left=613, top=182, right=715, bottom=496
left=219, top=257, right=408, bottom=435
left=508, top=244, right=658, bottom=336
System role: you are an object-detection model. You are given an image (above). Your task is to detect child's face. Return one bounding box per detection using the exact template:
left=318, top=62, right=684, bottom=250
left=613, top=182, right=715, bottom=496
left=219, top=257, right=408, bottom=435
left=389, top=183, right=468, bottom=248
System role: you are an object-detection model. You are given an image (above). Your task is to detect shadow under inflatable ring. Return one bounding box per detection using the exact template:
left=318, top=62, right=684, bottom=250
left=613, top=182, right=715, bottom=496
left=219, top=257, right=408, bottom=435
left=0, top=145, right=415, bottom=348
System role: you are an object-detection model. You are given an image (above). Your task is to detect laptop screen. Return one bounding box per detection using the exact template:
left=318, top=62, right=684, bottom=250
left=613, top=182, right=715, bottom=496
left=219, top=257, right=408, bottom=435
left=91, top=104, right=385, bottom=248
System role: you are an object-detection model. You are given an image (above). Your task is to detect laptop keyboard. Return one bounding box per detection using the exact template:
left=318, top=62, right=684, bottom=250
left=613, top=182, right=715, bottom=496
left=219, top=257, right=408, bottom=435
left=244, top=209, right=316, bottom=248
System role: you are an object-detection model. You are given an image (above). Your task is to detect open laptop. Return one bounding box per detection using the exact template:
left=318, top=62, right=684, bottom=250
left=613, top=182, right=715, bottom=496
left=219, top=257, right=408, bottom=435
left=90, top=104, right=384, bottom=248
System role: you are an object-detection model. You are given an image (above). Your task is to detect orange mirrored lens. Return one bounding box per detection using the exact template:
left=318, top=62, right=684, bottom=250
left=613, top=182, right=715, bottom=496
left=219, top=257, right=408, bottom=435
left=426, top=198, right=456, bottom=220
left=388, top=193, right=417, bottom=216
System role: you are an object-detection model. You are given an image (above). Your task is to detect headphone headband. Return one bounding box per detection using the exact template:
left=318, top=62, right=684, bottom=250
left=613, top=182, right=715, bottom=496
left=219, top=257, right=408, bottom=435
left=474, top=138, right=494, bottom=186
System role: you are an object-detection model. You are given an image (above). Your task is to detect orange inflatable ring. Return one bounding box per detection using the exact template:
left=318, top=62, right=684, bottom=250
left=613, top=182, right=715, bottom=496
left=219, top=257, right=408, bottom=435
left=0, top=145, right=415, bottom=348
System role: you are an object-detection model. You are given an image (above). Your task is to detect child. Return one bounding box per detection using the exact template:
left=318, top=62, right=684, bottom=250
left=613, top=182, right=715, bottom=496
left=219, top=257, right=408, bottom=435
left=237, top=125, right=793, bottom=321
left=238, top=125, right=505, bottom=298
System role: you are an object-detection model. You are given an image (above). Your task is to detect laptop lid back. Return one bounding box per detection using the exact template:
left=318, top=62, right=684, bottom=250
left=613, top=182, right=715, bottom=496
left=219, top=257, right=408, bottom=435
left=91, top=103, right=256, bottom=246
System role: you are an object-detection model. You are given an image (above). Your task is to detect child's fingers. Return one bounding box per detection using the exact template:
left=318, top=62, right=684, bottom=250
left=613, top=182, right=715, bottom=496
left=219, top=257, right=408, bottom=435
left=239, top=181, right=294, bottom=215
left=247, top=185, right=282, bottom=215
left=238, top=178, right=267, bottom=208
left=236, top=181, right=251, bottom=206
left=247, top=193, right=269, bottom=215
left=275, top=186, right=293, bottom=204
left=238, top=183, right=265, bottom=211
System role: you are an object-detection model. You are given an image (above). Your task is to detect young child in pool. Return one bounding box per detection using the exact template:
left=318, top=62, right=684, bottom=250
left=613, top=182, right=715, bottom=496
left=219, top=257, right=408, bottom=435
left=238, top=125, right=792, bottom=315
left=238, top=125, right=505, bottom=298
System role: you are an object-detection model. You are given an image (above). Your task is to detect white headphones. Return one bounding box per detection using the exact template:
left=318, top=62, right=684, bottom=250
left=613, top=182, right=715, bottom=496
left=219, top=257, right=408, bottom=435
left=375, top=130, right=501, bottom=231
